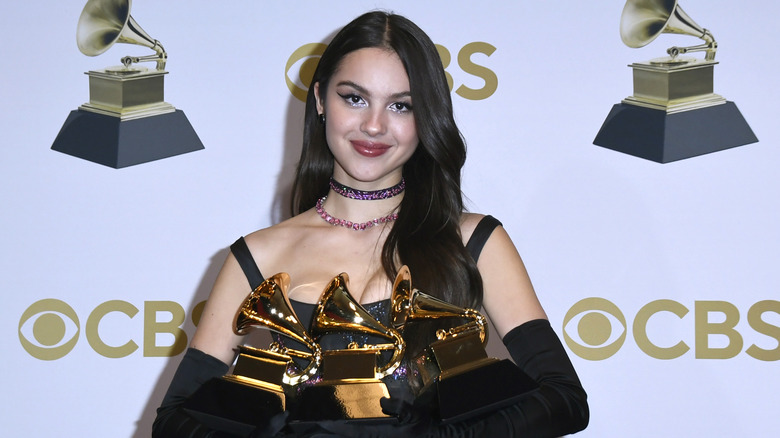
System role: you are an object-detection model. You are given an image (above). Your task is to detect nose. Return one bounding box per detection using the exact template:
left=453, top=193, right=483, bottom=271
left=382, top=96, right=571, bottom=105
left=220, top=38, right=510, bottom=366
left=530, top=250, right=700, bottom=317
left=361, top=108, right=387, bottom=137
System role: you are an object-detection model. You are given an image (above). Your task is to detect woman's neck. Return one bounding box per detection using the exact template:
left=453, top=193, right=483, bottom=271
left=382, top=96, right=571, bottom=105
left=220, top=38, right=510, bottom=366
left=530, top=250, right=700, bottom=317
left=317, top=190, right=402, bottom=227
left=329, top=177, right=405, bottom=201
left=317, top=174, right=405, bottom=227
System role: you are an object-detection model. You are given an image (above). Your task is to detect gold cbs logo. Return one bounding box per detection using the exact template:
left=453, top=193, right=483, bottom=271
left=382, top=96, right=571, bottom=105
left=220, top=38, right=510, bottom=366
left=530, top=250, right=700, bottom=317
left=285, top=42, right=498, bottom=102
left=19, top=299, right=206, bottom=360
left=563, top=298, right=780, bottom=361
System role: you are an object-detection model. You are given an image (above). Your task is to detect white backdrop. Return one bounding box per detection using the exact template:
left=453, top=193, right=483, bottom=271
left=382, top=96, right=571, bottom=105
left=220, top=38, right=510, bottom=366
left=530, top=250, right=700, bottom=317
left=2, top=1, right=778, bottom=436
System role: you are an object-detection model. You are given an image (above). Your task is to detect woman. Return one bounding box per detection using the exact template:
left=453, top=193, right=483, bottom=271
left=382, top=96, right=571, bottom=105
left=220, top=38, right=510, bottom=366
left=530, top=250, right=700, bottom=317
left=154, top=11, right=588, bottom=438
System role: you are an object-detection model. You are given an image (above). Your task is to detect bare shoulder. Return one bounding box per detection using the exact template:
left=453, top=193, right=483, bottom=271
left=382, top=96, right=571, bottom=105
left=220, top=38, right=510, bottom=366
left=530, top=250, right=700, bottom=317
left=464, top=214, right=549, bottom=337
left=190, top=212, right=315, bottom=364
left=245, top=212, right=311, bottom=244
left=241, top=211, right=316, bottom=273
left=459, top=212, right=486, bottom=244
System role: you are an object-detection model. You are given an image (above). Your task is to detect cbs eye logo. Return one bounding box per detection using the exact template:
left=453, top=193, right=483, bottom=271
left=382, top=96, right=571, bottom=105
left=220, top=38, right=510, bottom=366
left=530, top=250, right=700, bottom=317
left=563, top=298, right=627, bottom=361
left=563, top=298, right=780, bottom=361
left=285, top=43, right=327, bottom=102
left=284, top=42, right=498, bottom=102
left=19, top=299, right=206, bottom=360
left=18, top=299, right=80, bottom=361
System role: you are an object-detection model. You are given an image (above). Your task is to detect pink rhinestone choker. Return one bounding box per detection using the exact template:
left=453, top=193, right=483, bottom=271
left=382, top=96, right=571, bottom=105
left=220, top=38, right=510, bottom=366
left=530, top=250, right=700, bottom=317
left=329, top=177, right=405, bottom=200
left=315, top=196, right=398, bottom=231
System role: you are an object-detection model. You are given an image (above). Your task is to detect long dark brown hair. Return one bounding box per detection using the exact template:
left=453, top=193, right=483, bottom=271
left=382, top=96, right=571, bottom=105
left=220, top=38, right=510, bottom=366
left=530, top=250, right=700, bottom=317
left=291, top=11, right=482, bottom=309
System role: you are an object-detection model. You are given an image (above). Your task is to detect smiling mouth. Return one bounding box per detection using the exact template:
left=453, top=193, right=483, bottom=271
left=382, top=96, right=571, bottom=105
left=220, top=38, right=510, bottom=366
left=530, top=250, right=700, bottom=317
left=351, top=140, right=391, bottom=157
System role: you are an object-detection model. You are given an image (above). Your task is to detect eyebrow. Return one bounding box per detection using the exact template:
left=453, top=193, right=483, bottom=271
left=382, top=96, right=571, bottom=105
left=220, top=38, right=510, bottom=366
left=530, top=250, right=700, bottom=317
left=335, top=80, right=411, bottom=100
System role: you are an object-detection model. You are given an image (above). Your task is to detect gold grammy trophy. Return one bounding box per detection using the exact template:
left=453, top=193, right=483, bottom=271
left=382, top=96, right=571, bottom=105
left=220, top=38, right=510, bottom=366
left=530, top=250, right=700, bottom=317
left=182, top=273, right=322, bottom=430
left=291, top=273, right=406, bottom=423
left=51, top=0, right=203, bottom=168
left=391, top=266, right=537, bottom=423
left=593, top=0, right=756, bottom=163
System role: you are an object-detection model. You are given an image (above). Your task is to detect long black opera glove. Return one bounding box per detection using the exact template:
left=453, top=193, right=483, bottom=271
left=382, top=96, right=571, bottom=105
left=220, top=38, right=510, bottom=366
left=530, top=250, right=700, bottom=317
left=152, top=348, right=230, bottom=438
left=435, top=319, right=589, bottom=438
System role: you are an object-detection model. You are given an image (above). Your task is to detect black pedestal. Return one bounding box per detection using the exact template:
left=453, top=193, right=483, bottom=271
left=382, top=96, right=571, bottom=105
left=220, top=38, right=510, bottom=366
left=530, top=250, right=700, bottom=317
left=181, top=377, right=285, bottom=435
left=435, top=359, right=538, bottom=424
left=51, top=109, right=204, bottom=168
left=593, top=102, right=757, bottom=163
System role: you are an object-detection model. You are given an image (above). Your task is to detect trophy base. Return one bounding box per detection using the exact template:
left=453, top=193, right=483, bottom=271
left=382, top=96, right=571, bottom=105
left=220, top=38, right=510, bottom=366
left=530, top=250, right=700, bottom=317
left=232, top=345, right=291, bottom=388
left=593, top=101, right=758, bottom=163
left=181, top=377, right=286, bottom=434
left=51, top=109, right=204, bottom=168
left=84, top=68, right=169, bottom=119
left=290, top=379, right=395, bottom=424
left=627, top=58, right=719, bottom=113
left=433, top=358, right=538, bottom=424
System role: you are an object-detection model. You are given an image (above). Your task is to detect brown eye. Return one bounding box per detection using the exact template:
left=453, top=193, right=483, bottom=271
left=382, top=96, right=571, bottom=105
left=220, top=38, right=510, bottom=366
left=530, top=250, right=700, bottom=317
left=391, top=102, right=412, bottom=113
left=338, top=92, right=366, bottom=107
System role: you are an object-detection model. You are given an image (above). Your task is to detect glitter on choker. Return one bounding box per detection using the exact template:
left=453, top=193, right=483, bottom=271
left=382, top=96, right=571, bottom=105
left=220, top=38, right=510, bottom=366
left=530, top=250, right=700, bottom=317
left=316, top=196, right=398, bottom=231
left=330, top=177, right=405, bottom=200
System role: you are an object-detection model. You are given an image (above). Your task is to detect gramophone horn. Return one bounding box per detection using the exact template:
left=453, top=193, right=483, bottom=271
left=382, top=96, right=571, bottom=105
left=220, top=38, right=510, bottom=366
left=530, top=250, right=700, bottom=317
left=76, top=0, right=167, bottom=69
left=390, top=265, right=413, bottom=328
left=235, top=272, right=322, bottom=385
left=620, top=0, right=716, bottom=60
left=311, top=273, right=405, bottom=377
left=390, top=265, right=489, bottom=345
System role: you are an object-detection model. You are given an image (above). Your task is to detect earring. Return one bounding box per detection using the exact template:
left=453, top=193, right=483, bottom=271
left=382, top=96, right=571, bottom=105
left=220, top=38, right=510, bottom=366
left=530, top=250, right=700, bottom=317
left=318, top=113, right=326, bottom=124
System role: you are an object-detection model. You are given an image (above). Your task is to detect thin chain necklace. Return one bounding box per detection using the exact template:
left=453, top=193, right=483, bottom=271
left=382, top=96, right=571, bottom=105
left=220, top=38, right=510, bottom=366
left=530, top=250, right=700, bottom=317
left=330, top=177, right=405, bottom=200
left=315, top=196, right=398, bottom=231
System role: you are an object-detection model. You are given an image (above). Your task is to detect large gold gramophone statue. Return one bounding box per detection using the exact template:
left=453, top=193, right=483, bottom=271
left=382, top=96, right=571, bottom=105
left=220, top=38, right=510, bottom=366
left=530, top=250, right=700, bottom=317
left=182, top=273, right=322, bottom=430
left=593, top=0, right=756, bottom=163
left=291, top=272, right=406, bottom=423
left=51, top=0, right=203, bottom=168
left=391, top=266, right=537, bottom=423
left=231, top=273, right=323, bottom=395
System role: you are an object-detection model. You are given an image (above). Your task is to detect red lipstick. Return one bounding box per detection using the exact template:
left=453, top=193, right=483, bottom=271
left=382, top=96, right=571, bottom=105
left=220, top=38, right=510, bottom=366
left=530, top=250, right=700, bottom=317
left=351, top=140, right=391, bottom=157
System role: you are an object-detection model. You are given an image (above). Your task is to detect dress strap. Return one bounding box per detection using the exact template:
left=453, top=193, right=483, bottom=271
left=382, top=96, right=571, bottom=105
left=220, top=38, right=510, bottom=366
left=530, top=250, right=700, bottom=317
left=230, top=237, right=265, bottom=290
left=465, top=215, right=502, bottom=263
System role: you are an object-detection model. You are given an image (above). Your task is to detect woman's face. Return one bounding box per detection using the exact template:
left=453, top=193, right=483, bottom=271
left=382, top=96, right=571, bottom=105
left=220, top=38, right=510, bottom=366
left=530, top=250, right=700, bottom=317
left=315, top=47, right=419, bottom=188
